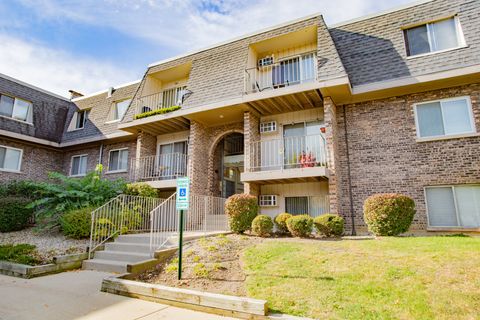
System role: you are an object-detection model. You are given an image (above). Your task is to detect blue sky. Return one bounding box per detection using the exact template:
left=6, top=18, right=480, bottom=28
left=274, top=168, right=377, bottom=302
left=0, top=0, right=414, bottom=97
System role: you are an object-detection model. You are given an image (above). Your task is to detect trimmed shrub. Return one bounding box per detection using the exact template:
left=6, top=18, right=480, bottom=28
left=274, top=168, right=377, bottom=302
left=0, top=197, right=34, bottom=232
left=134, top=105, right=181, bottom=119
left=124, top=182, right=158, bottom=198
left=60, top=206, right=95, bottom=239
left=224, top=194, right=259, bottom=233
left=363, top=193, right=416, bottom=236
left=252, top=215, right=274, bottom=237
left=274, top=213, right=292, bottom=234
left=286, top=214, right=313, bottom=237
left=314, top=214, right=344, bottom=237
left=0, top=244, right=41, bottom=265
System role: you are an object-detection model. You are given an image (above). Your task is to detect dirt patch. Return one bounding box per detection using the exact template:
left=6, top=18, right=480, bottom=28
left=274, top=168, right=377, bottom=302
left=137, top=234, right=264, bottom=296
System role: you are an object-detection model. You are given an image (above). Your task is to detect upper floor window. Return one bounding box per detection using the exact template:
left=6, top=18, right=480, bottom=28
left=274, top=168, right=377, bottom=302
left=0, top=145, right=22, bottom=172
left=0, top=94, right=33, bottom=123
left=404, top=17, right=465, bottom=57
left=112, top=99, right=131, bottom=121
left=68, top=109, right=89, bottom=131
left=414, top=96, right=475, bottom=139
left=70, top=155, right=87, bottom=176
left=108, top=148, right=128, bottom=172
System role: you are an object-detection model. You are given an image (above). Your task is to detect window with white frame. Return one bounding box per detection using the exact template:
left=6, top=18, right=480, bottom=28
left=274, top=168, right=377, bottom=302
left=108, top=149, right=128, bottom=172
left=112, top=99, right=131, bottom=121
left=0, top=94, right=33, bottom=123
left=260, top=121, right=277, bottom=133
left=68, top=109, right=89, bottom=131
left=0, top=146, right=22, bottom=172
left=404, top=16, right=465, bottom=57
left=414, top=97, right=475, bottom=139
left=70, top=155, right=87, bottom=176
left=259, top=195, right=277, bottom=207
left=426, top=185, right=480, bottom=228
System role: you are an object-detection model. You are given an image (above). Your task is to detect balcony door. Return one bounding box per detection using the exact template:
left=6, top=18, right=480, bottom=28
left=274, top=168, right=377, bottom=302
left=272, top=53, right=316, bottom=88
left=283, top=121, right=323, bottom=168
left=158, top=141, right=187, bottom=179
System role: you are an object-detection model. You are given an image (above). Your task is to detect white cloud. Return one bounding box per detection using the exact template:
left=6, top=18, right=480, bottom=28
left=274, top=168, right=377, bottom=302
left=0, top=34, right=136, bottom=97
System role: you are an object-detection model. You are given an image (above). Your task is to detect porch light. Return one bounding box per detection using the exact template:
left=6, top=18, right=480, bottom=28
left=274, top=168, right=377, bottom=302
left=179, top=89, right=193, bottom=104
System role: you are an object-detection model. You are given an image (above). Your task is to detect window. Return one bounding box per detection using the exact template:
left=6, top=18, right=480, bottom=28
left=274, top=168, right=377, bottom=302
left=0, top=146, right=22, bottom=172
left=426, top=185, right=480, bottom=228
left=259, top=195, right=277, bottom=207
left=68, top=109, right=89, bottom=131
left=158, top=141, right=187, bottom=178
left=108, top=149, right=128, bottom=172
left=285, top=197, right=309, bottom=215
left=404, top=17, right=465, bottom=56
left=260, top=121, right=277, bottom=133
left=0, top=94, right=33, bottom=123
left=414, top=97, right=475, bottom=139
left=112, top=99, right=131, bottom=121
left=70, top=155, right=87, bottom=176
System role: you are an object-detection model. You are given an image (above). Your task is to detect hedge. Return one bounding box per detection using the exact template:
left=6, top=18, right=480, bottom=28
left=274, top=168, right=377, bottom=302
left=224, top=194, right=258, bottom=233
left=0, top=197, right=34, bottom=233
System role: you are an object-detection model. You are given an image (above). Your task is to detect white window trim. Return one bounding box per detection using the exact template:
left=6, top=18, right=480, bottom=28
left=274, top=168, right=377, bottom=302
left=404, top=16, right=467, bottom=58
left=108, top=98, right=132, bottom=123
left=0, top=94, right=34, bottom=125
left=413, top=96, right=476, bottom=141
left=106, top=148, right=129, bottom=173
left=0, top=145, right=23, bottom=173
left=69, top=154, right=88, bottom=177
left=424, top=184, right=480, bottom=230
left=68, top=110, right=89, bottom=132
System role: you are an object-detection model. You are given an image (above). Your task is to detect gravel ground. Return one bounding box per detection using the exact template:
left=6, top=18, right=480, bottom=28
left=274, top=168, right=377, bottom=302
left=0, top=228, right=88, bottom=264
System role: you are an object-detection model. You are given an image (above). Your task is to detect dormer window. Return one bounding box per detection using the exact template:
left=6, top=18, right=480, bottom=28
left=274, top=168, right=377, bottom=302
left=0, top=94, right=33, bottom=123
left=111, top=98, right=131, bottom=121
left=404, top=16, right=465, bottom=57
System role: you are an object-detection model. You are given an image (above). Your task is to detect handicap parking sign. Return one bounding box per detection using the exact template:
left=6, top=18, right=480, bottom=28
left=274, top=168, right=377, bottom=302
left=176, top=177, right=190, bottom=210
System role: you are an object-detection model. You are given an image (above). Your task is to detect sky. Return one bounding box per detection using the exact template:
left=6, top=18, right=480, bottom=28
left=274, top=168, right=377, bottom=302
left=0, top=0, right=415, bottom=98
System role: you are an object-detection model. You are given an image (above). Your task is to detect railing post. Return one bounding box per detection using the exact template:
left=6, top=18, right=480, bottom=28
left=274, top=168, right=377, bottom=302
left=88, top=211, right=95, bottom=259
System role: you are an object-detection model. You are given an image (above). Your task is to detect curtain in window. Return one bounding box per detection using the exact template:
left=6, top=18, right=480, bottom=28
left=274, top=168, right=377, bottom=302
left=12, top=99, right=30, bottom=121
left=455, top=186, right=480, bottom=228
left=301, top=53, right=315, bottom=82
left=406, top=25, right=430, bottom=56
left=417, top=102, right=444, bottom=137
left=285, top=197, right=309, bottom=215
left=283, top=123, right=305, bottom=167
left=426, top=187, right=458, bottom=227
left=119, top=150, right=128, bottom=171
left=109, top=151, right=120, bottom=171
left=441, top=99, right=472, bottom=135
left=0, top=95, right=14, bottom=117
left=72, top=156, right=86, bottom=175
left=431, top=18, right=458, bottom=51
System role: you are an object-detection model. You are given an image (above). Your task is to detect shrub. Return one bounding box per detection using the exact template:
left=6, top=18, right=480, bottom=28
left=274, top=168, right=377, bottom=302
left=123, top=182, right=158, bottom=198
left=134, top=105, right=181, bottom=119
left=224, top=194, right=258, bottom=233
left=274, top=213, right=292, bottom=234
left=314, top=214, right=344, bottom=237
left=363, top=193, right=416, bottom=236
left=60, top=207, right=95, bottom=239
left=286, top=215, right=313, bottom=237
left=0, top=197, right=34, bottom=232
left=0, top=244, right=41, bottom=265
left=252, top=215, right=273, bottom=237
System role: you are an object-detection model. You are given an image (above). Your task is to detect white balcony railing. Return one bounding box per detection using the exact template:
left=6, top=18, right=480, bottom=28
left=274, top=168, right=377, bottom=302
left=249, top=134, right=327, bottom=172
left=135, top=86, right=187, bottom=115
left=130, top=153, right=188, bottom=182
left=245, top=52, right=317, bottom=94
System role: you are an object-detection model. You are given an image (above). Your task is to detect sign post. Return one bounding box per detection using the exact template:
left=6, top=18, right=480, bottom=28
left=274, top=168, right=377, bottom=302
left=176, top=177, right=189, bottom=280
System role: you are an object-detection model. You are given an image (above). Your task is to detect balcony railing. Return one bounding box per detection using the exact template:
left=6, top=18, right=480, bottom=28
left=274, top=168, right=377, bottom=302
left=130, top=153, right=188, bottom=182
left=245, top=52, right=317, bottom=94
left=248, top=134, right=327, bottom=172
left=135, top=86, right=187, bottom=115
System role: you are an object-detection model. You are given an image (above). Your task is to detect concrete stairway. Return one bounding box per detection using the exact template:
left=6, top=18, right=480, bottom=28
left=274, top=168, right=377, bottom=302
left=83, top=233, right=172, bottom=273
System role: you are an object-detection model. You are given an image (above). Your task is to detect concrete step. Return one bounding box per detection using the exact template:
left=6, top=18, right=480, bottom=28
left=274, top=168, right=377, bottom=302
left=82, top=259, right=129, bottom=273
left=105, top=242, right=151, bottom=254
left=94, top=250, right=151, bottom=263
left=116, top=234, right=150, bottom=244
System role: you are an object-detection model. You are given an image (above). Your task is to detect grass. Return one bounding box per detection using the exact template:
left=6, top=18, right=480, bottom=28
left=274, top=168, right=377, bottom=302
left=0, top=243, right=41, bottom=265
left=242, top=237, right=480, bottom=319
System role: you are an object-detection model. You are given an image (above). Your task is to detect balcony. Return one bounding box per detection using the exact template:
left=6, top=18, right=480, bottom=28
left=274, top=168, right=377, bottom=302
left=129, top=153, right=188, bottom=188
left=245, top=52, right=317, bottom=94
left=241, top=133, right=328, bottom=183
left=134, top=86, right=188, bottom=115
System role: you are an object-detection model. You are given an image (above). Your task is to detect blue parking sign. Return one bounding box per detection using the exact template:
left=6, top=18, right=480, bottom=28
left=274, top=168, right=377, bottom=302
left=176, top=177, right=190, bottom=210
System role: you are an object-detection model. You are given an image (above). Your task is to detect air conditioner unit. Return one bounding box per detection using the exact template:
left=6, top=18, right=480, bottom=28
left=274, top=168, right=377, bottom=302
left=259, top=195, right=278, bottom=207
left=260, top=121, right=277, bottom=133
left=258, top=55, right=274, bottom=67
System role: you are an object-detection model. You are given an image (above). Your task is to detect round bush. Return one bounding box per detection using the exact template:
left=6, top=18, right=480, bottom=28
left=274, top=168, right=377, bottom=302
left=252, top=215, right=273, bottom=237
left=123, top=182, right=158, bottom=198
left=314, top=214, right=344, bottom=237
left=0, top=197, right=33, bottom=233
left=274, top=213, right=292, bottom=234
left=224, top=194, right=258, bottom=233
left=60, top=206, right=95, bottom=239
left=363, top=193, right=416, bottom=236
left=286, top=214, right=313, bottom=237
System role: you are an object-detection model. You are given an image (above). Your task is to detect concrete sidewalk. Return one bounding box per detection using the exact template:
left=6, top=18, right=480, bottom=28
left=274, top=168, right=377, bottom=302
left=0, top=270, right=236, bottom=320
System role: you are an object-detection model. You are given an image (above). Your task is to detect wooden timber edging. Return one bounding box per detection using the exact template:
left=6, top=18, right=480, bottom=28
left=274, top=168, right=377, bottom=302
left=101, top=274, right=268, bottom=319
left=0, top=252, right=89, bottom=279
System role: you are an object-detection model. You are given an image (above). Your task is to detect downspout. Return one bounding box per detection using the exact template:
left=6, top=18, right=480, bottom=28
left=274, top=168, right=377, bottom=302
left=343, top=106, right=356, bottom=236
left=98, top=143, right=104, bottom=166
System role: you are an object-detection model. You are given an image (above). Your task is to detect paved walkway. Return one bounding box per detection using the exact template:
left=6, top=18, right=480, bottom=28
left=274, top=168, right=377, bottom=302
left=0, top=270, right=236, bottom=320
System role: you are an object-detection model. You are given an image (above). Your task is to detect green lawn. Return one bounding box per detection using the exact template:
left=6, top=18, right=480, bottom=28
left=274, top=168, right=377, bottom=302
left=242, top=237, right=480, bottom=319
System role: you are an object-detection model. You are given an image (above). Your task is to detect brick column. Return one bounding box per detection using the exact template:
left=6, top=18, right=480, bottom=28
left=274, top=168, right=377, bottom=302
left=324, top=97, right=340, bottom=214
left=133, top=131, right=157, bottom=182
left=188, top=121, right=209, bottom=196
left=243, top=111, right=260, bottom=196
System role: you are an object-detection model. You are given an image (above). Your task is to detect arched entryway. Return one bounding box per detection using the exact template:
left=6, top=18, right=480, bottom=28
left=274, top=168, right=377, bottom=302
left=208, top=132, right=244, bottom=198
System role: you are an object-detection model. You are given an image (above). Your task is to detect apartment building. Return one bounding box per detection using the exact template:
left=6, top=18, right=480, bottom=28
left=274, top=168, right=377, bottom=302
left=0, top=0, right=478, bottom=233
